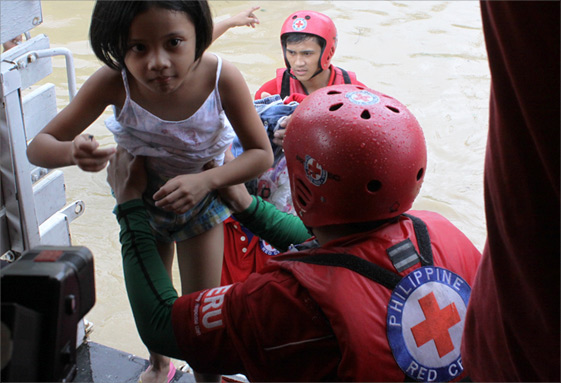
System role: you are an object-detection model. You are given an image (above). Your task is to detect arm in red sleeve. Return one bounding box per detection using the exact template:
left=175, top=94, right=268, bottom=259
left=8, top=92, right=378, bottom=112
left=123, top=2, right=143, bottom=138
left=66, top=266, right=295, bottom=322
left=172, top=269, right=338, bottom=380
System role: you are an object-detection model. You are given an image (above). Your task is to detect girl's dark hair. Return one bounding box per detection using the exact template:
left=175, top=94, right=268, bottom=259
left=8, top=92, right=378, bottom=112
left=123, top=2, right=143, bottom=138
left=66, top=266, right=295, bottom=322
left=90, top=0, right=213, bottom=70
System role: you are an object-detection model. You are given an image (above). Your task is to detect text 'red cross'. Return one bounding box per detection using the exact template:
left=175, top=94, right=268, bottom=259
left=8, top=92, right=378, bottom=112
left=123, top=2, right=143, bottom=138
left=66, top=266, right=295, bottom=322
left=410, top=291, right=461, bottom=358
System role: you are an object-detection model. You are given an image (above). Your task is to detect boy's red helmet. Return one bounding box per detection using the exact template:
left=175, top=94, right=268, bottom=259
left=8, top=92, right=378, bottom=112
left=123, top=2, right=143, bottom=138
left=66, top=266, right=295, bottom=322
left=280, top=10, right=337, bottom=71
left=284, top=84, right=427, bottom=227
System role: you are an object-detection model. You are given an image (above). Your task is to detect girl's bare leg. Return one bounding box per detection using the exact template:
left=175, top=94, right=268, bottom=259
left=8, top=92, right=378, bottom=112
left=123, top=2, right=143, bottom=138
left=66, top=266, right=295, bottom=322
left=177, top=223, right=224, bottom=383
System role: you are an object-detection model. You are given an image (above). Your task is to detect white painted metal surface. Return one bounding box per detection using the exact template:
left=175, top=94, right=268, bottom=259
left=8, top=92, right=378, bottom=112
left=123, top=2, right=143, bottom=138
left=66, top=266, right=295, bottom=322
left=1, top=0, right=88, bottom=348
left=1, top=8, right=83, bottom=259
left=0, top=0, right=42, bottom=45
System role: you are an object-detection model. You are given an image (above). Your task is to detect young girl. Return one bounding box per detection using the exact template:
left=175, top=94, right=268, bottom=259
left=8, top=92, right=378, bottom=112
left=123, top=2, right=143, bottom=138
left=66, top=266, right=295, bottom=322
left=27, top=2, right=272, bottom=383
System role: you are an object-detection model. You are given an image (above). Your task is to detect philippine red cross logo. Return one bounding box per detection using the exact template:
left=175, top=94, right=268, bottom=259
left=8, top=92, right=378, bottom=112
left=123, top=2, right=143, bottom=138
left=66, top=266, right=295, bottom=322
left=411, top=292, right=461, bottom=358
left=304, top=155, right=328, bottom=186
left=292, top=18, right=307, bottom=31
left=387, top=267, right=471, bottom=382
left=345, top=90, right=380, bottom=106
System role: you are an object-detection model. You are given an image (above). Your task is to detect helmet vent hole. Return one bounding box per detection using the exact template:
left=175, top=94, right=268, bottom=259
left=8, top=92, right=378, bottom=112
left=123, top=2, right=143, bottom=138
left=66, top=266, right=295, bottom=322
left=329, top=103, right=343, bottom=111
left=367, top=180, right=382, bottom=193
left=386, top=106, right=400, bottom=113
left=305, top=15, right=311, bottom=20
left=360, top=110, right=371, bottom=119
left=327, top=90, right=342, bottom=95
left=416, top=168, right=424, bottom=181
left=295, top=178, right=313, bottom=207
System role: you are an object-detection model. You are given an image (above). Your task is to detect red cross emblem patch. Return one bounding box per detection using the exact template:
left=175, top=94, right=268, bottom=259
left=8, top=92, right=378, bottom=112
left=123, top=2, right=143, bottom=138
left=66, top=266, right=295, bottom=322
left=345, top=90, right=380, bottom=106
left=387, top=266, right=471, bottom=381
left=304, top=155, right=328, bottom=186
left=292, top=18, right=307, bottom=31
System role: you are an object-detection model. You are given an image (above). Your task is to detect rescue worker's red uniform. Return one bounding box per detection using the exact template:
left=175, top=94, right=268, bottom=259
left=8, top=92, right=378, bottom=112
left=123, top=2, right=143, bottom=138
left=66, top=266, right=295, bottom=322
left=221, top=216, right=281, bottom=285
left=173, top=211, right=481, bottom=381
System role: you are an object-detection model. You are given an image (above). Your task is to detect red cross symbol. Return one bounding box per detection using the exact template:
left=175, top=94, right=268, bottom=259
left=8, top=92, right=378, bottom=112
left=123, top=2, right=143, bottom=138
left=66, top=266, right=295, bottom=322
left=306, top=159, right=323, bottom=179
left=294, top=19, right=305, bottom=30
left=352, top=93, right=372, bottom=102
left=410, top=292, right=461, bottom=358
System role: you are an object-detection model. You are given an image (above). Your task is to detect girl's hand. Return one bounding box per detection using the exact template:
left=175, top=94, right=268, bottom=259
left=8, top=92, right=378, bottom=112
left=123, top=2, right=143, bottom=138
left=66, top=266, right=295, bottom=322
left=212, top=6, right=260, bottom=42
left=153, top=173, right=211, bottom=214
left=72, top=134, right=116, bottom=172
left=230, top=6, right=260, bottom=28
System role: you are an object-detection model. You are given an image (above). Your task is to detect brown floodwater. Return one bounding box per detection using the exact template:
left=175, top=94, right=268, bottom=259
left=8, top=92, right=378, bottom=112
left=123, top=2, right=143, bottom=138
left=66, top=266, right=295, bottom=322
left=31, top=0, right=489, bottom=359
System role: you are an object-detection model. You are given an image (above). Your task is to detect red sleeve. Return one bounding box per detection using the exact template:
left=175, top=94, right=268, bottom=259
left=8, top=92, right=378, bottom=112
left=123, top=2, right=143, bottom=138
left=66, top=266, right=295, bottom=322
left=171, top=269, right=338, bottom=380
left=254, top=78, right=278, bottom=100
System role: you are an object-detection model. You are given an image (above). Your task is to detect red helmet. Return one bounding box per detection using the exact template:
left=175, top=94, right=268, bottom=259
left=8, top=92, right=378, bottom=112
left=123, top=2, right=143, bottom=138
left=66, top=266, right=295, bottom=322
left=284, top=84, right=427, bottom=227
left=280, top=10, right=337, bottom=72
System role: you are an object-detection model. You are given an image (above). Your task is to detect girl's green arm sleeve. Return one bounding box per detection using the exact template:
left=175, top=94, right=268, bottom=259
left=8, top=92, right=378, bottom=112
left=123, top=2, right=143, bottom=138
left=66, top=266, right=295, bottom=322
left=233, top=196, right=312, bottom=251
left=114, top=200, right=182, bottom=358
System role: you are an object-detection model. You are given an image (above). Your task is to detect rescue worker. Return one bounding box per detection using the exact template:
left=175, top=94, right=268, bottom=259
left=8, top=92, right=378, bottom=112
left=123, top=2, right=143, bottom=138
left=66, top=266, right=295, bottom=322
left=254, top=10, right=366, bottom=100
left=108, top=84, right=482, bottom=381
left=223, top=10, right=368, bottom=285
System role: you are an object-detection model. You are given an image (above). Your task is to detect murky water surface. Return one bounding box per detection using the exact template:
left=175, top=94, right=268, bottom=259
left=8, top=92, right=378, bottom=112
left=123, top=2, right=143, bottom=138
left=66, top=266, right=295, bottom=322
left=32, top=1, right=489, bottom=359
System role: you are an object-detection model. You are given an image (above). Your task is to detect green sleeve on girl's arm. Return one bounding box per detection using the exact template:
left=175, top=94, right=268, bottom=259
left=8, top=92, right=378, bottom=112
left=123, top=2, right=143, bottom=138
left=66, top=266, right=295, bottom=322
left=115, top=199, right=182, bottom=358
left=234, top=196, right=312, bottom=252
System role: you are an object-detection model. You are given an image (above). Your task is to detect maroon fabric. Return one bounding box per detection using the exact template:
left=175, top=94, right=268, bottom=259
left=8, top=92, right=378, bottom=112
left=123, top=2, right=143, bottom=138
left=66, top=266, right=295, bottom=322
left=462, top=2, right=560, bottom=381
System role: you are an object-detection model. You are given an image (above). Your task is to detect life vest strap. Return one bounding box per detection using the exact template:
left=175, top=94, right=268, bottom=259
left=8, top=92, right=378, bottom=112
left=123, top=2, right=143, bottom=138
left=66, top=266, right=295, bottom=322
left=286, top=213, right=434, bottom=289
left=280, top=67, right=353, bottom=99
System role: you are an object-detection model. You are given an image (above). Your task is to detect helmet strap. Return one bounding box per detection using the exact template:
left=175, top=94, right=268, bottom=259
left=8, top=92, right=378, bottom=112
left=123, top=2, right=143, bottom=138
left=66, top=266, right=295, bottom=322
left=310, top=43, right=327, bottom=79
left=309, top=67, right=324, bottom=79
left=287, top=69, right=299, bottom=81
